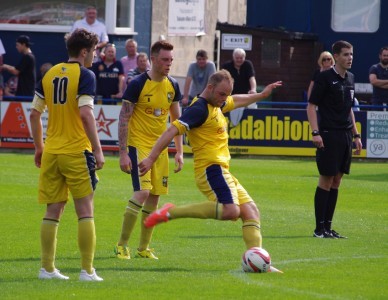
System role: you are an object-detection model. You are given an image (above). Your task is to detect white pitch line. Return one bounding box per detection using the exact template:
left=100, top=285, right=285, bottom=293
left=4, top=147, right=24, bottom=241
left=230, top=254, right=386, bottom=300
left=230, top=269, right=348, bottom=300
left=276, top=254, right=386, bottom=265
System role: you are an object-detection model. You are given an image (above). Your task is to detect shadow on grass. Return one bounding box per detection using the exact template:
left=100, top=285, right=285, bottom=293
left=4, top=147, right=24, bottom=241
left=183, top=235, right=312, bottom=239
left=182, top=235, right=241, bottom=239
left=346, top=173, right=388, bottom=182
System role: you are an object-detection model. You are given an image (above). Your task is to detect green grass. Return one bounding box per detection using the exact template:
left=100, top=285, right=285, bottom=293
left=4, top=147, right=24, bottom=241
left=0, top=152, right=387, bottom=299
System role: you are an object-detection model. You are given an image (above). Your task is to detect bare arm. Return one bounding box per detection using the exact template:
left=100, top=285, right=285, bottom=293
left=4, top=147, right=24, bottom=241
left=306, top=102, right=323, bottom=149
left=0, top=64, right=20, bottom=76
left=30, top=109, right=44, bottom=168
left=233, top=81, right=282, bottom=109
left=118, top=100, right=135, bottom=173
left=80, top=106, right=104, bottom=170
left=182, top=76, right=193, bottom=106
left=169, top=102, right=184, bottom=173
left=113, top=74, right=125, bottom=99
left=369, top=74, right=388, bottom=89
left=248, top=76, right=257, bottom=94
left=307, top=80, right=314, bottom=100
left=139, top=125, right=180, bottom=176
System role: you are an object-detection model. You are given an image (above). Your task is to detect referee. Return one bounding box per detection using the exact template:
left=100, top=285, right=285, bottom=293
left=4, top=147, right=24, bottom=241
left=307, top=40, right=362, bottom=239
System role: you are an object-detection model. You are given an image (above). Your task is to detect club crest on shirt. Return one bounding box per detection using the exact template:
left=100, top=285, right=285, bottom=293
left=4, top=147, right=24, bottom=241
left=167, top=92, right=173, bottom=103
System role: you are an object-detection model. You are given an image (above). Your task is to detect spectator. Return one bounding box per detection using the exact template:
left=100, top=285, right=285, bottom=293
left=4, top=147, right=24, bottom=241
left=0, top=35, right=36, bottom=98
left=120, top=39, right=150, bottom=83
left=127, top=52, right=150, bottom=84
left=37, top=62, right=53, bottom=83
left=307, top=51, right=334, bottom=99
left=4, top=76, right=18, bottom=98
left=369, top=46, right=388, bottom=111
left=222, top=48, right=257, bottom=124
left=91, top=43, right=125, bottom=104
left=222, top=48, right=256, bottom=95
left=71, top=6, right=108, bottom=62
left=0, top=38, right=5, bottom=100
left=181, top=49, right=216, bottom=107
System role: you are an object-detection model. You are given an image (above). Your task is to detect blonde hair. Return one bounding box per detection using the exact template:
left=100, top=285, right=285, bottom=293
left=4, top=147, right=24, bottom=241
left=317, top=51, right=334, bottom=68
left=208, top=69, right=234, bottom=87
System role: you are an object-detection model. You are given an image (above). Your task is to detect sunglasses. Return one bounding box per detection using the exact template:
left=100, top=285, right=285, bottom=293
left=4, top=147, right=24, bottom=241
left=322, top=58, right=332, bottom=62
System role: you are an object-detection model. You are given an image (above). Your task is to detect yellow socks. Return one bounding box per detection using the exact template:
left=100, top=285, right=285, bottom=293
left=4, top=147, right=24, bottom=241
left=78, top=217, right=96, bottom=274
left=169, top=201, right=223, bottom=220
left=242, top=219, right=262, bottom=249
left=138, top=204, right=158, bottom=251
left=40, top=219, right=59, bottom=272
left=118, top=199, right=142, bottom=246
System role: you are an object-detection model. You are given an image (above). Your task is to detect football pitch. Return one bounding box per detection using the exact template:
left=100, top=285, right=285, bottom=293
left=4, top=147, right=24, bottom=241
left=0, top=152, right=387, bottom=299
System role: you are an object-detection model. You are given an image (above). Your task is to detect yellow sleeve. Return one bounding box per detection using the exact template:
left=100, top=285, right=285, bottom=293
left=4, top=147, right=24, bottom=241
left=172, top=120, right=188, bottom=135
left=31, top=95, right=46, bottom=113
left=221, top=96, right=235, bottom=113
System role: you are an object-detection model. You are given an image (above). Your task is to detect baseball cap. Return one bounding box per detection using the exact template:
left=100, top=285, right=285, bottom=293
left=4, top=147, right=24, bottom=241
left=16, top=35, right=33, bottom=47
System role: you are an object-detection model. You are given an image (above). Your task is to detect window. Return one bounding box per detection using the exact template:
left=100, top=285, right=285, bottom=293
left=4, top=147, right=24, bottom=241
left=261, top=39, right=281, bottom=68
left=331, top=0, right=380, bottom=33
left=0, top=0, right=135, bottom=34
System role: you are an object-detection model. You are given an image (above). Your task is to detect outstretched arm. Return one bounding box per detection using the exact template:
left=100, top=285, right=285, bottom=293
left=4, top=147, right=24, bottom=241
left=232, top=81, right=282, bottom=109
left=139, top=125, right=180, bottom=176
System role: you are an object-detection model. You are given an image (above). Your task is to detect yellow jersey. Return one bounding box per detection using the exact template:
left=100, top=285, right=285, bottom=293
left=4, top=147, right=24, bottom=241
left=34, top=62, right=96, bottom=153
left=122, top=72, right=181, bottom=149
left=172, top=96, right=235, bottom=172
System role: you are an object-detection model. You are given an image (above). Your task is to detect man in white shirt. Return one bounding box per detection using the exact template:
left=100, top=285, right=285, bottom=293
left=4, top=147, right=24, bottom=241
left=71, top=6, right=109, bottom=61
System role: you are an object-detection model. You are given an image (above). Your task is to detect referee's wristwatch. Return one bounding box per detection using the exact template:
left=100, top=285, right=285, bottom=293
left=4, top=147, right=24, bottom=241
left=311, top=130, right=320, bottom=136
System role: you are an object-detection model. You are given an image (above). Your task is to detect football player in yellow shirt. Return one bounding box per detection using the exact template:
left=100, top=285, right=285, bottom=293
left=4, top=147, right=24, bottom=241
left=114, top=40, right=183, bottom=260
left=139, top=70, right=283, bottom=272
left=30, top=28, right=104, bottom=281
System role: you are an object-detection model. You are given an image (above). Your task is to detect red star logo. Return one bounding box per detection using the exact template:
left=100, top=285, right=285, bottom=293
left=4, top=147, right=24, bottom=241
left=95, top=108, right=116, bottom=137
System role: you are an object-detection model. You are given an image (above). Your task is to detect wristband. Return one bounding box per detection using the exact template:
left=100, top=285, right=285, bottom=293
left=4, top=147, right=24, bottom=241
left=353, top=134, right=361, bottom=139
left=311, top=130, right=320, bottom=136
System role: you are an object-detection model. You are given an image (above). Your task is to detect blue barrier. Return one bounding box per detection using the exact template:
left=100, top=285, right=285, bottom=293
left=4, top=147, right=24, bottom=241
left=256, top=101, right=387, bottom=110
left=2, top=96, right=387, bottom=110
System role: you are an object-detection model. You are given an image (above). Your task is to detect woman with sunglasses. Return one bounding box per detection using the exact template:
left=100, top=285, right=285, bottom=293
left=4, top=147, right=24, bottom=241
left=307, top=51, right=334, bottom=99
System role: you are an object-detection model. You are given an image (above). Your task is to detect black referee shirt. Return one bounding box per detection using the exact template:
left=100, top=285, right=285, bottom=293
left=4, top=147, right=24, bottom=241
left=309, top=67, right=355, bottom=130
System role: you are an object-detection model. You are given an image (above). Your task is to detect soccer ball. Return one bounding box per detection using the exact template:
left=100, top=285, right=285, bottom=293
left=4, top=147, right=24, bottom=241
left=241, top=247, right=271, bottom=273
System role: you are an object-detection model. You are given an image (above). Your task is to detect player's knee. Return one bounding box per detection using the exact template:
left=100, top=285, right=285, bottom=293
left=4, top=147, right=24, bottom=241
left=133, top=190, right=150, bottom=204
left=222, top=204, right=240, bottom=220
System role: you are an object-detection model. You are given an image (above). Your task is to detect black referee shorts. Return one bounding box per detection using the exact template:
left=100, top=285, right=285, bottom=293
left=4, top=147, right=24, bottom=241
left=316, top=130, right=353, bottom=176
